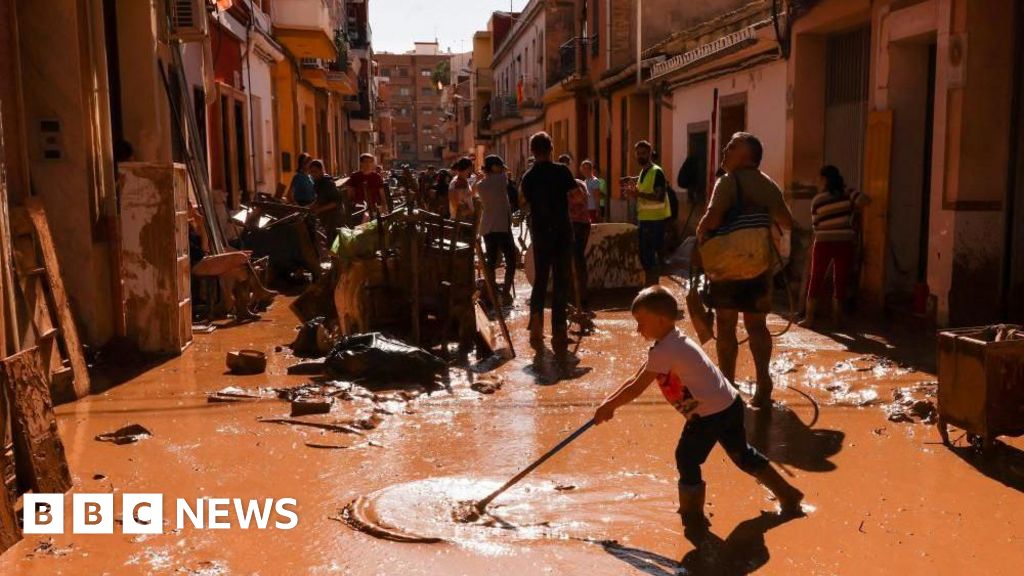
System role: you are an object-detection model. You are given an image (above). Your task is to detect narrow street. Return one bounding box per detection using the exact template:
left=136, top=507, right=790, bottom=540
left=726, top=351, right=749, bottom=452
left=0, top=272, right=1020, bottom=575
left=1, top=1, right=1024, bottom=574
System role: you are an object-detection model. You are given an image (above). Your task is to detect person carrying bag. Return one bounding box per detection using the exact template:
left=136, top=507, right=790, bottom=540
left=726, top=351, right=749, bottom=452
left=698, top=173, right=774, bottom=284
left=693, top=132, right=794, bottom=409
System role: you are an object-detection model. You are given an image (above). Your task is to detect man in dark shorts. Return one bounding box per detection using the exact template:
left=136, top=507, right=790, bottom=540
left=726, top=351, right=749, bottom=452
left=696, top=132, right=793, bottom=409
left=521, top=132, right=576, bottom=355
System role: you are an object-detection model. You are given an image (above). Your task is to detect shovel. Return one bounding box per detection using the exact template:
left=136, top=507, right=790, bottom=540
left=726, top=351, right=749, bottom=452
left=456, top=419, right=595, bottom=522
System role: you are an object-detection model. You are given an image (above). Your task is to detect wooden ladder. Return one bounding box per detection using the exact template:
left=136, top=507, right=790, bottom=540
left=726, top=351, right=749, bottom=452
left=9, top=197, right=89, bottom=401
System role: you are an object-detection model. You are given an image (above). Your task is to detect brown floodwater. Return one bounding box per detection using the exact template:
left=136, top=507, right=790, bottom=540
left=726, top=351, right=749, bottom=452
left=1, top=274, right=1022, bottom=575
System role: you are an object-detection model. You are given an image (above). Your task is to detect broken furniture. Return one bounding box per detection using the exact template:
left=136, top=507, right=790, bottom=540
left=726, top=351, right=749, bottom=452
left=0, top=199, right=83, bottom=553
left=238, top=199, right=324, bottom=282
left=0, top=346, right=73, bottom=554
left=118, top=162, right=193, bottom=355
left=937, top=325, right=1024, bottom=452
left=331, top=208, right=480, bottom=352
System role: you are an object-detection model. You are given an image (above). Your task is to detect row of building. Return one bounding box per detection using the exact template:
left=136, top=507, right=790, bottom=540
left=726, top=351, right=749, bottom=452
left=441, top=0, right=1023, bottom=328
left=0, top=0, right=381, bottom=353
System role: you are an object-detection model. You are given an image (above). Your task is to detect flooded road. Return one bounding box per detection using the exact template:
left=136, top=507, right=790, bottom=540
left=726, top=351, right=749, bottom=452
left=2, top=277, right=1023, bottom=575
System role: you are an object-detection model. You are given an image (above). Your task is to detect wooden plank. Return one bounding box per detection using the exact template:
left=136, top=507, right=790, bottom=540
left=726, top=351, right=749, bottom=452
left=0, top=347, right=71, bottom=494
left=24, top=197, right=90, bottom=399
left=0, top=376, right=22, bottom=554
left=860, top=110, right=893, bottom=312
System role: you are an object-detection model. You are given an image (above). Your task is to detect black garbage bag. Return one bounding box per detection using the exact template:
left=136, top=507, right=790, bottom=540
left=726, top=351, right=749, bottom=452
left=290, top=316, right=332, bottom=358
left=326, top=333, right=446, bottom=384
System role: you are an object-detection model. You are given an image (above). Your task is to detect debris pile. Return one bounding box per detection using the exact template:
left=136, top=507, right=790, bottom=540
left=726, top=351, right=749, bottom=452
left=979, top=324, right=1023, bottom=342
left=326, top=332, right=447, bottom=384
left=884, top=383, right=938, bottom=424
left=95, top=424, right=153, bottom=445
left=470, top=375, right=504, bottom=395
left=289, top=316, right=335, bottom=358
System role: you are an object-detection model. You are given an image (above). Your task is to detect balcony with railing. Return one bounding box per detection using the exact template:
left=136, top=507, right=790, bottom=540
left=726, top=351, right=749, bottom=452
left=551, top=36, right=594, bottom=88
left=348, top=20, right=372, bottom=50
left=350, top=78, right=373, bottom=120
left=474, top=96, right=493, bottom=140
left=474, top=68, right=493, bottom=92
left=518, top=78, right=543, bottom=109
left=272, top=0, right=336, bottom=59
left=490, top=94, right=519, bottom=122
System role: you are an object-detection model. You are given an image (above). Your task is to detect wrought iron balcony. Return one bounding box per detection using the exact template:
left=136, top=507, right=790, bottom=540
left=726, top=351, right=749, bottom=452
left=474, top=68, right=493, bottom=91
left=552, top=36, right=594, bottom=87
left=490, top=95, right=519, bottom=121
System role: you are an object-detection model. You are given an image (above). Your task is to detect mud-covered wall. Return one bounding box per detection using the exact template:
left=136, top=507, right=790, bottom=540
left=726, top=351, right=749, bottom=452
left=17, top=0, right=116, bottom=344
left=925, top=0, right=1014, bottom=325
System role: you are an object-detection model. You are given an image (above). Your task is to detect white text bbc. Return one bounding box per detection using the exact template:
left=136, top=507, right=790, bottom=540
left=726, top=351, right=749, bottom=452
left=23, top=494, right=299, bottom=534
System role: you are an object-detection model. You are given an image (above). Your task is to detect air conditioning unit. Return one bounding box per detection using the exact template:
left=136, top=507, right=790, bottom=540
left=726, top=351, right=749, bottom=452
left=169, top=0, right=209, bottom=42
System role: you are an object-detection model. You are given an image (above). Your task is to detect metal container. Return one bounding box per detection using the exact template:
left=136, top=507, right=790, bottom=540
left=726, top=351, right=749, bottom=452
left=937, top=325, right=1024, bottom=451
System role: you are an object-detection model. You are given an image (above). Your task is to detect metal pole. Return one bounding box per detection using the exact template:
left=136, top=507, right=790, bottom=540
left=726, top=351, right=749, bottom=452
left=636, top=0, right=642, bottom=87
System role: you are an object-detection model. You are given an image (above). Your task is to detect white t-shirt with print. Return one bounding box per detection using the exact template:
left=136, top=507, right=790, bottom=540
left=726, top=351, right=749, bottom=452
left=646, top=328, right=738, bottom=418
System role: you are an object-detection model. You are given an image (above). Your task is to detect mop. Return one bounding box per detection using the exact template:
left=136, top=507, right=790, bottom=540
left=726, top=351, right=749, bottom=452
left=453, top=419, right=595, bottom=523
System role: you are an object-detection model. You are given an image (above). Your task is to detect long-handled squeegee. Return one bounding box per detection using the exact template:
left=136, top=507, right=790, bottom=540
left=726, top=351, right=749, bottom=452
left=455, top=419, right=595, bottom=522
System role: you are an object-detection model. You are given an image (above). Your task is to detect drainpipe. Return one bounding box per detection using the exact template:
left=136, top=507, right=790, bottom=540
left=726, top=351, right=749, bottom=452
left=244, top=1, right=259, bottom=197
left=603, top=92, right=612, bottom=221
left=635, top=0, right=642, bottom=87
left=604, top=0, right=611, bottom=71
left=1003, top=0, right=1023, bottom=320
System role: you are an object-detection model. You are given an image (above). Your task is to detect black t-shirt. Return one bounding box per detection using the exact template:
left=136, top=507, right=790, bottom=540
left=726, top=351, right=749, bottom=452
left=315, top=175, right=341, bottom=204
left=522, top=161, right=575, bottom=236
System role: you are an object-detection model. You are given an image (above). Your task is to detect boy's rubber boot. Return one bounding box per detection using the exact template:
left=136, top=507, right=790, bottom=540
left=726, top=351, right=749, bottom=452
left=753, top=465, right=805, bottom=517
left=798, top=298, right=817, bottom=328
left=528, top=314, right=545, bottom=351
left=678, top=482, right=711, bottom=539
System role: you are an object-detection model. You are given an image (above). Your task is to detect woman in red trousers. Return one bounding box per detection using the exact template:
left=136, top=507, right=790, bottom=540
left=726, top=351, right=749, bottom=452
left=801, top=165, right=870, bottom=328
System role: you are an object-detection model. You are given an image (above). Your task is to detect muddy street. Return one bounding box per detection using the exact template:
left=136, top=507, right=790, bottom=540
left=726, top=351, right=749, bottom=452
left=0, top=275, right=1020, bottom=575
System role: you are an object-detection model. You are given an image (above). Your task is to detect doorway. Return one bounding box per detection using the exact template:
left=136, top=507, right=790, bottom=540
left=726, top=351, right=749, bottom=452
left=684, top=124, right=709, bottom=205
left=212, top=84, right=250, bottom=211
left=824, top=26, right=871, bottom=195
left=718, top=94, right=746, bottom=149
left=885, top=38, right=937, bottom=309
left=1007, top=2, right=1024, bottom=322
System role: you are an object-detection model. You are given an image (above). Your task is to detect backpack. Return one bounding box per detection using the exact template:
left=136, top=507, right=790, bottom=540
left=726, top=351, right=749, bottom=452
left=666, top=185, right=679, bottom=221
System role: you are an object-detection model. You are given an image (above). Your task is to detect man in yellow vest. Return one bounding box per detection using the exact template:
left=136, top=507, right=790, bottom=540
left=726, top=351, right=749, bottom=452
left=631, top=140, right=671, bottom=285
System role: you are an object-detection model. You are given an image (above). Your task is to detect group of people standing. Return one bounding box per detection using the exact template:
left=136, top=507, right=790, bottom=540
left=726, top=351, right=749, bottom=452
left=284, top=152, right=387, bottom=241
left=519, top=129, right=867, bottom=411
left=280, top=130, right=867, bottom=415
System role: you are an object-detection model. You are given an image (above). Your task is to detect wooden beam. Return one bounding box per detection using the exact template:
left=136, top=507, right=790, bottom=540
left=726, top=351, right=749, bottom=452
left=0, top=346, right=71, bottom=494
left=0, top=375, right=22, bottom=554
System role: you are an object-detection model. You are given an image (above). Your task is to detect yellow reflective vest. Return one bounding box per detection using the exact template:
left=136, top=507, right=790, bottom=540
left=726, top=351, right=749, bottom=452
left=637, top=164, right=671, bottom=221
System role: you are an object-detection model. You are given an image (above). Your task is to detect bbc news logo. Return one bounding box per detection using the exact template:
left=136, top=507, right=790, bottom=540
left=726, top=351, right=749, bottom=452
left=23, top=494, right=299, bottom=534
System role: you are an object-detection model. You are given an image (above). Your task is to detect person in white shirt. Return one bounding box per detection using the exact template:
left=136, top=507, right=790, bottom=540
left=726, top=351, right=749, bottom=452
left=594, top=286, right=804, bottom=534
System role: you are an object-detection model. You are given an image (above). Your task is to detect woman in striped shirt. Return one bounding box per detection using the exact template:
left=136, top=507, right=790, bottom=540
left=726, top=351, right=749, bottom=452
left=801, top=165, right=870, bottom=328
